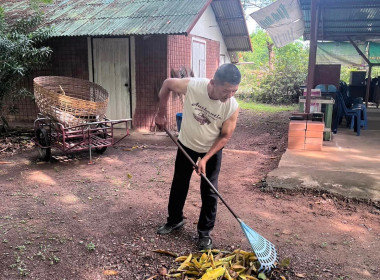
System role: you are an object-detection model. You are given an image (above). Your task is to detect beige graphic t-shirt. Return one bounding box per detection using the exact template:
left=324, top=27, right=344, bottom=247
left=178, top=78, right=239, bottom=153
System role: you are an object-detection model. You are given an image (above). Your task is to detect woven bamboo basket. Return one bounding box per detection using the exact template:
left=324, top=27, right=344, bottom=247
left=33, top=76, right=109, bottom=127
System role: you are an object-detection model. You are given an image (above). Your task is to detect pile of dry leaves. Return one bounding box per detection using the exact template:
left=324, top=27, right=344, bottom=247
left=149, top=249, right=287, bottom=280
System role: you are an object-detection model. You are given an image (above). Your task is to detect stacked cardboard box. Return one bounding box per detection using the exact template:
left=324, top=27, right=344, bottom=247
left=288, top=120, right=324, bottom=151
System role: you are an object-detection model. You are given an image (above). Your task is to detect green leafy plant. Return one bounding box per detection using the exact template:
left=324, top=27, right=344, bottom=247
left=238, top=29, right=309, bottom=105
left=0, top=0, right=52, bottom=129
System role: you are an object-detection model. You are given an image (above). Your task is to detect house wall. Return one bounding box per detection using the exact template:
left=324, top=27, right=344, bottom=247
left=167, top=35, right=220, bottom=129
left=5, top=37, right=89, bottom=123
left=134, top=35, right=168, bottom=131
left=168, top=35, right=221, bottom=80
left=167, top=35, right=192, bottom=130
left=166, top=34, right=220, bottom=131
left=190, top=5, right=231, bottom=63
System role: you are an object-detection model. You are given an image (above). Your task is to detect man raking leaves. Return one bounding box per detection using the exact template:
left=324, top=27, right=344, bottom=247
left=155, top=64, right=277, bottom=271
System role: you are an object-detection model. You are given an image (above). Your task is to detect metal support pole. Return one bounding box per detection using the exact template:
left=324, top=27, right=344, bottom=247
left=365, top=65, right=372, bottom=108
left=88, top=125, right=93, bottom=165
left=306, top=0, right=319, bottom=114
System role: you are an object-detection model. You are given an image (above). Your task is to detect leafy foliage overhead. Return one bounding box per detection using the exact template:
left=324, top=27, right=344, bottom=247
left=0, top=0, right=52, bottom=118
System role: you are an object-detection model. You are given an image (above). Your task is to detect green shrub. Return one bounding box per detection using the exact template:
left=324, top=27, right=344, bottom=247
left=237, top=29, right=309, bottom=105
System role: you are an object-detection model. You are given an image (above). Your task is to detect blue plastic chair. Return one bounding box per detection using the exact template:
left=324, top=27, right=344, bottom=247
left=327, top=85, right=337, bottom=92
left=335, top=91, right=361, bottom=136
left=350, top=103, right=368, bottom=130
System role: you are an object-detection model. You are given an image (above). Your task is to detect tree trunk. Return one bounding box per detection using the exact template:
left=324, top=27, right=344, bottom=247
left=267, top=41, right=274, bottom=71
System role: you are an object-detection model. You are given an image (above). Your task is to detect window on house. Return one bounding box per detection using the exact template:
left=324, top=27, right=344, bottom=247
left=192, top=39, right=206, bottom=78
left=220, top=54, right=226, bottom=66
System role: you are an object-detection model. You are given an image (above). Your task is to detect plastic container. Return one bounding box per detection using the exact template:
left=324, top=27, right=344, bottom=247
left=303, top=89, right=321, bottom=113
left=176, top=113, right=183, bottom=132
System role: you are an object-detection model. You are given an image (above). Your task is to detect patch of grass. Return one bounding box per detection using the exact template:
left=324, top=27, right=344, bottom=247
left=237, top=100, right=297, bottom=113
left=86, top=242, right=96, bottom=251
left=16, top=245, right=26, bottom=251
left=50, top=255, right=60, bottom=264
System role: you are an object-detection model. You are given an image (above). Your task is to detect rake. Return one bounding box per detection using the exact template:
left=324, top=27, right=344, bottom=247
left=164, top=128, right=277, bottom=272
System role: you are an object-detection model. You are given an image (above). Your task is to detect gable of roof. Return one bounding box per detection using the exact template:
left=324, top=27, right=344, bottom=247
left=1, top=0, right=252, bottom=51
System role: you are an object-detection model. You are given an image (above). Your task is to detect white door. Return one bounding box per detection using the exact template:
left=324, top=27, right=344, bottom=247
left=192, top=39, right=206, bottom=78
left=92, top=38, right=130, bottom=121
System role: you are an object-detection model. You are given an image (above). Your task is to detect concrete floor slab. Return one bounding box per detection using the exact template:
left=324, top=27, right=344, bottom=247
left=267, top=107, right=380, bottom=203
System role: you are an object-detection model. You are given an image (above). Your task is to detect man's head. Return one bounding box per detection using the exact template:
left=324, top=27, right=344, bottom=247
left=209, top=64, right=241, bottom=102
left=213, top=63, right=241, bottom=86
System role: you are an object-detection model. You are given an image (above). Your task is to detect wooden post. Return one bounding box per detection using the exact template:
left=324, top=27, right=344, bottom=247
left=306, top=0, right=319, bottom=114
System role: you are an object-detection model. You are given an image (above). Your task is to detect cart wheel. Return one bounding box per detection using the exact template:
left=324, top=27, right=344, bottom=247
left=95, top=124, right=107, bottom=154
left=36, top=128, right=51, bottom=161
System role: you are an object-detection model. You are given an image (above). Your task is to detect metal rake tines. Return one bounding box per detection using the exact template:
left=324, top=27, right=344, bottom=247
left=239, top=220, right=278, bottom=272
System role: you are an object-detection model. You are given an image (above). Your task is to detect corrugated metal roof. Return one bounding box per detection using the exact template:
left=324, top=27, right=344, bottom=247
left=1, top=0, right=251, bottom=51
left=211, top=0, right=252, bottom=51
left=300, top=0, right=380, bottom=41
left=2, top=0, right=208, bottom=36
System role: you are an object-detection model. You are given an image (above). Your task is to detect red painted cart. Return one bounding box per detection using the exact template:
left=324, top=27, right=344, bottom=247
left=32, top=113, right=132, bottom=161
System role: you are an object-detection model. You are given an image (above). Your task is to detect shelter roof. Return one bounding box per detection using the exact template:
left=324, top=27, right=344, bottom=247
left=1, top=0, right=251, bottom=52
left=300, top=0, right=380, bottom=41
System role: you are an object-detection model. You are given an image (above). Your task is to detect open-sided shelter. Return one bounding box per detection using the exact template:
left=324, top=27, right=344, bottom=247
left=251, top=0, right=380, bottom=112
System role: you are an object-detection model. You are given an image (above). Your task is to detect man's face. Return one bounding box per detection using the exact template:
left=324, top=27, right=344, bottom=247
left=212, top=80, right=239, bottom=103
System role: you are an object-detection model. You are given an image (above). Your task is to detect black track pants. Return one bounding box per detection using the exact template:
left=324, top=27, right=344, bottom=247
left=167, top=141, right=222, bottom=238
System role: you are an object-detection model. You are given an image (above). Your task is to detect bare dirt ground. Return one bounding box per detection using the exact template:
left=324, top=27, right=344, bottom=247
left=0, top=109, right=379, bottom=280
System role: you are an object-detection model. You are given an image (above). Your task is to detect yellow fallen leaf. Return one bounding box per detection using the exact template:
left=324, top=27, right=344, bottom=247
left=175, top=256, right=189, bottom=262
left=223, top=268, right=234, bottom=280
left=192, top=258, right=202, bottom=269
left=214, top=255, right=235, bottom=266
left=210, top=252, right=216, bottom=268
left=200, top=261, right=213, bottom=270
left=295, top=273, right=306, bottom=278
left=178, top=254, right=192, bottom=270
left=127, top=173, right=132, bottom=179
left=103, top=270, right=119, bottom=276
left=199, top=253, right=208, bottom=265
left=280, top=276, right=287, bottom=280
left=167, top=273, right=182, bottom=278
left=200, top=266, right=225, bottom=280
left=231, top=264, right=246, bottom=271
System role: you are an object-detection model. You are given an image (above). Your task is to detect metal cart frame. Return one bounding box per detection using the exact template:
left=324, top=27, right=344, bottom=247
left=32, top=113, right=132, bottom=161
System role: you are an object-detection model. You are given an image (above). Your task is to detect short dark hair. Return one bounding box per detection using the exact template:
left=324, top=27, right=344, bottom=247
left=213, top=63, right=241, bottom=85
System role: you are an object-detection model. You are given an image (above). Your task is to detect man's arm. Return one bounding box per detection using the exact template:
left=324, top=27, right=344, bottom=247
left=197, top=108, right=239, bottom=175
left=155, top=78, right=190, bottom=128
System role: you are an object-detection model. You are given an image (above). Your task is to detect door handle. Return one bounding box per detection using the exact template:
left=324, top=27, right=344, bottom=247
left=124, top=83, right=129, bottom=87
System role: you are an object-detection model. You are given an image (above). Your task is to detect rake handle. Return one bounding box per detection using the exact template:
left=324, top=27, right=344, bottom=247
left=164, top=127, right=240, bottom=221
